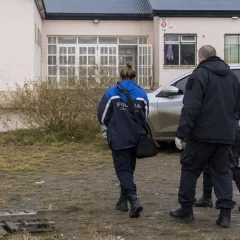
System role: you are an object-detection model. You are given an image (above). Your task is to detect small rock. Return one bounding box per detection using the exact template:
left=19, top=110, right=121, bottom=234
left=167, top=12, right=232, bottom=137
left=35, top=181, right=45, bottom=185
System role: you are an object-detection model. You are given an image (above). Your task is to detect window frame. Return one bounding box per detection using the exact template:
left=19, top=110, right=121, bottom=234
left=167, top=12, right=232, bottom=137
left=224, top=34, right=240, bottom=64
left=47, top=36, right=151, bottom=88
left=164, top=34, right=197, bottom=67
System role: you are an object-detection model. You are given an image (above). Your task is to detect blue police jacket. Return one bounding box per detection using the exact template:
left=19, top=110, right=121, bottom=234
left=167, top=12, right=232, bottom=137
left=97, top=79, right=149, bottom=150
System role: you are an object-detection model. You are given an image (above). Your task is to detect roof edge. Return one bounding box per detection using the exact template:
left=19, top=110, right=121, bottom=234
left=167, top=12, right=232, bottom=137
left=152, top=10, right=240, bottom=18
left=35, top=0, right=46, bottom=19
left=45, top=13, right=153, bottom=20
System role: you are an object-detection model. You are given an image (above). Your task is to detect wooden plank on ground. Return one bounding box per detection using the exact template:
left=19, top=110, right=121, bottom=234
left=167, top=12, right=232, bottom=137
left=0, top=225, right=8, bottom=235
left=4, top=221, right=19, bottom=232
left=24, top=210, right=36, bottom=214
left=0, top=214, right=36, bottom=221
left=38, top=220, right=56, bottom=226
left=9, top=210, right=20, bottom=214
left=0, top=210, right=47, bottom=221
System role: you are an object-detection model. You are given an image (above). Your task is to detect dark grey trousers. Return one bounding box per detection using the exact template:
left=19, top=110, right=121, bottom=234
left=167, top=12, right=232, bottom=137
left=178, top=140, right=235, bottom=209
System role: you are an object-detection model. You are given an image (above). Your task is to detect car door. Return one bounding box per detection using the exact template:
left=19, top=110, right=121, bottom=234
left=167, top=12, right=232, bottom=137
left=154, top=75, right=190, bottom=141
left=231, top=69, right=240, bottom=82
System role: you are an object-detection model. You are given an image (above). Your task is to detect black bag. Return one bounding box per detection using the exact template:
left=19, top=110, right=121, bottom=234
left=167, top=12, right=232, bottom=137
left=118, top=85, right=158, bottom=159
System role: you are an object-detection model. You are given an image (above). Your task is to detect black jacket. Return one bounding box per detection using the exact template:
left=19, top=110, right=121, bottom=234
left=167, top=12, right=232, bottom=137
left=176, top=56, right=240, bottom=144
left=97, top=80, right=149, bottom=150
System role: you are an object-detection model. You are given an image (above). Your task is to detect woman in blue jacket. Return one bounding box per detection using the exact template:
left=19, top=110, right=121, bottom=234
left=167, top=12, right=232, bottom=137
left=97, top=62, right=149, bottom=218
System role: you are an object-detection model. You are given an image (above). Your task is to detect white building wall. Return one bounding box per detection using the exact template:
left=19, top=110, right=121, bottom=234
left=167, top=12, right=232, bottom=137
left=42, top=20, right=154, bottom=80
left=156, top=17, right=240, bottom=86
left=0, top=0, right=36, bottom=91
left=34, top=1, right=43, bottom=80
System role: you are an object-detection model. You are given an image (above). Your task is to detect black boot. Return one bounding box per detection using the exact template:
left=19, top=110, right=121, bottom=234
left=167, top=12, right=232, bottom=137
left=127, top=194, right=143, bottom=218
left=115, top=192, right=128, bottom=212
left=194, top=197, right=213, bottom=208
left=216, top=208, right=231, bottom=228
left=170, top=206, right=195, bottom=223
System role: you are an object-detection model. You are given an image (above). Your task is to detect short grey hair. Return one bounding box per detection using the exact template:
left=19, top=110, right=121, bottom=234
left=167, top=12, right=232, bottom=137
left=198, top=45, right=217, bottom=60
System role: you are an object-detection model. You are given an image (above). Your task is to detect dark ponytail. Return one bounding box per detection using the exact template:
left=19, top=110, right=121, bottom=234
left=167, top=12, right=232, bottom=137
left=120, top=61, right=136, bottom=80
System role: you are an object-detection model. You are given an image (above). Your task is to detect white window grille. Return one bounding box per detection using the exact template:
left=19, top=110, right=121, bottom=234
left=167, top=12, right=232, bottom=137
left=47, top=36, right=152, bottom=88
left=138, top=45, right=153, bottom=88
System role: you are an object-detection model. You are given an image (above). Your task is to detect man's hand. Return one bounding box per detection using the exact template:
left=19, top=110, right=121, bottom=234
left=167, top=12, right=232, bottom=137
left=175, top=137, right=183, bottom=150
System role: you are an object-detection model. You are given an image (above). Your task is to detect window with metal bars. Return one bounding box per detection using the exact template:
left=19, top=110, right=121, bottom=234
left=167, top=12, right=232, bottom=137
left=164, top=34, right=197, bottom=66
left=225, top=35, right=240, bottom=64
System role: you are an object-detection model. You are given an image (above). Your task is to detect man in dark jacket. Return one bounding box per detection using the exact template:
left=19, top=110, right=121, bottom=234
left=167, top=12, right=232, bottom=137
left=170, top=45, right=240, bottom=228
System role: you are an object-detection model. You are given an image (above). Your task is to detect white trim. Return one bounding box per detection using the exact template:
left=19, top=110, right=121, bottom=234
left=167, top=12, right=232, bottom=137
left=181, top=35, right=196, bottom=42
left=78, top=45, right=98, bottom=82
left=101, top=96, right=120, bottom=125
left=47, top=36, right=151, bottom=86
left=137, top=44, right=153, bottom=88
left=136, top=97, right=148, bottom=118
left=98, top=45, right=119, bottom=74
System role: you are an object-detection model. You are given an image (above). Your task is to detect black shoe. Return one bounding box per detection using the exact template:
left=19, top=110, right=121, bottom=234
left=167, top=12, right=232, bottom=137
left=239, top=206, right=240, bottom=212
left=127, top=194, right=143, bottom=218
left=115, top=193, right=128, bottom=212
left=194, top=198, right=213, bottom=208
left=216, top=209, right=231, bottom=228
left=170, top=207, right=195, bottom=223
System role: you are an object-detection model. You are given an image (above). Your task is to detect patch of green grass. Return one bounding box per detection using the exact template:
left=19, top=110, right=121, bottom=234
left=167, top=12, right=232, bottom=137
left=0, top=127, right=106, bottom=145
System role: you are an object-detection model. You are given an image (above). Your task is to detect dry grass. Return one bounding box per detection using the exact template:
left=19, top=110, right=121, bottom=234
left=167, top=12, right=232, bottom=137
left=5, top=231, right=121, bottom=240
left=203, top=233, right=240, bottom=240
left=0, top=132, right=113, bottom=240
left=5, top=233, right=55, bottom=240
left=86, top=231, right=122, bottom=240
left=1, top=130, right=240, bottom=240
left=5, top=232, right=239, bottom=240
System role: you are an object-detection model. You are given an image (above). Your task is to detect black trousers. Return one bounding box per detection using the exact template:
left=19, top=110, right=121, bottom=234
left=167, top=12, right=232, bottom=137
left=202, top=144, right=240, bottom=199
left=112, top=147, right=137, bottom=196
left=179, top=140, right=235, bottom=209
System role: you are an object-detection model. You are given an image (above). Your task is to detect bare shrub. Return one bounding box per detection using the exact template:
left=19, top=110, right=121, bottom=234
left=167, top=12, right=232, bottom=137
left=9, top=68, right=117, bottom=141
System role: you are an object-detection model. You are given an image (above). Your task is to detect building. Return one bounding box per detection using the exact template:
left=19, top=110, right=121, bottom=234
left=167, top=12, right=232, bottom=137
left=0, top=0, right=44, bottom=91
left=42, top=0, right=153, bottom=88
left=151, top=0, right=240, bottom=86
left=1, top=0, right=240, bottom=91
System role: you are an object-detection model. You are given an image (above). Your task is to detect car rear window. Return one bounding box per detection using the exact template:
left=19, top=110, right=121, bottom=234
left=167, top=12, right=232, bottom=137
left=232, top=69, right=240, bottom=82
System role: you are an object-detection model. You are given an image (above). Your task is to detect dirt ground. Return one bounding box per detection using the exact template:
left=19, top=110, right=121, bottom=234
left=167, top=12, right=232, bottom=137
left=1, top=139, right=240, bottom=240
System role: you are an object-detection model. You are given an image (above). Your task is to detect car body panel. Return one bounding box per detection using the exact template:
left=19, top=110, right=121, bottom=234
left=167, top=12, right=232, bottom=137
left=101, top=65, right=240, bottom=142
left=148, top=65, right=240, bottom=142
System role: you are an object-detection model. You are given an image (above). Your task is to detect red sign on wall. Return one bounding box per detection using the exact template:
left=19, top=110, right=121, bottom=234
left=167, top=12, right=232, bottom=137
left=161, top=19, right=167, bottom=32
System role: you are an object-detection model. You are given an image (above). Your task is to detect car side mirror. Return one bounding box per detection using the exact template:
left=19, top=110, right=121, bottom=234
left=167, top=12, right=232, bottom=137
left=156, top=86, right=180, bottom=97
